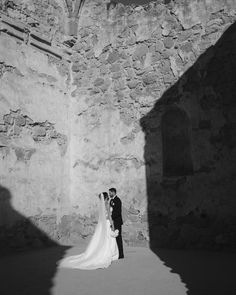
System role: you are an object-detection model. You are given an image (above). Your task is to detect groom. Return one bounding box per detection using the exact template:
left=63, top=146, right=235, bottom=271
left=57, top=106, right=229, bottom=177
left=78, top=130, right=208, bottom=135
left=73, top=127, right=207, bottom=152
left=109, top=188, right=124, bottom=259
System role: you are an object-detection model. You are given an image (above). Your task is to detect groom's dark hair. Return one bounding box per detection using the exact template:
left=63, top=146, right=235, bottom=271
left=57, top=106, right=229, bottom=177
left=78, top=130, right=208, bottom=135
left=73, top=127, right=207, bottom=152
left=109, top=188, right=116, bottom=194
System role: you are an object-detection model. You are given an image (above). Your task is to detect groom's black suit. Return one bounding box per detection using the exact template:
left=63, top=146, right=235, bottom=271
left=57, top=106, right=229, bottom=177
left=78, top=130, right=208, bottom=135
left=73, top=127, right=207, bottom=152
left=110, top=196, right=124, bottom=259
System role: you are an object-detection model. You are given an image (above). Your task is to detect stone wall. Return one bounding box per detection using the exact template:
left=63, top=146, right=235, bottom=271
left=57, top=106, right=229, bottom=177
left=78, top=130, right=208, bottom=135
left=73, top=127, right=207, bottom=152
left=70, top=0, right=236, bottom=249
left=0, top=3, right=71, bottom=248
left=0, top=0, right=236, bottom=250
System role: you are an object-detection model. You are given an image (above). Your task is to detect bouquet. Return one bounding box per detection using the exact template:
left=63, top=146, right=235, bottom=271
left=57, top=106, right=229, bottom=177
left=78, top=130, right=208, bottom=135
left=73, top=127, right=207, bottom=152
left=110, top=229, right=119, bottom=238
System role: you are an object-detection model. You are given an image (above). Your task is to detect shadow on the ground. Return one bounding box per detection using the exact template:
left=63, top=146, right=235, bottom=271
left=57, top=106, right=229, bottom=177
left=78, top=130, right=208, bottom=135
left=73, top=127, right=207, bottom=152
left=0, top=184, right=70, bottom=295
left=156, top=248, right=236, bottom=295
left=0, top=245, right=70, bottom=295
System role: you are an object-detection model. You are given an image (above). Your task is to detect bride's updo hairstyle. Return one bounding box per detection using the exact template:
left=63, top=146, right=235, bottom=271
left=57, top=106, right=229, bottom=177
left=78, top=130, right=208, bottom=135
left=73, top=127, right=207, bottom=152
left=103, top=192, right=109, bottom=200
left=98, top=192, right=109, bottom=200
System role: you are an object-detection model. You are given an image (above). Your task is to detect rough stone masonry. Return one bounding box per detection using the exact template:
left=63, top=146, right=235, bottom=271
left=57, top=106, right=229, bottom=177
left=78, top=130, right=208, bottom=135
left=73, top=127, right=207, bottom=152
left=0, top=0, right=235, bottom=251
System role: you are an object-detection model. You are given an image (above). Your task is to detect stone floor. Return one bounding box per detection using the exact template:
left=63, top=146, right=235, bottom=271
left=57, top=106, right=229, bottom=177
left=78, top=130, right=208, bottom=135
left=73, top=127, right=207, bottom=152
left=0, top=245, right=235, bottom=295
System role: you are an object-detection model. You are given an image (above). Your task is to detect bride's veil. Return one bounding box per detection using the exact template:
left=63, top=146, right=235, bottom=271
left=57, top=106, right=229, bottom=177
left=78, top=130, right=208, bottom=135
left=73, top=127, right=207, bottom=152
left=59, top=193, right=108, bottom=268
left=81, top=193, right=107, bottom=258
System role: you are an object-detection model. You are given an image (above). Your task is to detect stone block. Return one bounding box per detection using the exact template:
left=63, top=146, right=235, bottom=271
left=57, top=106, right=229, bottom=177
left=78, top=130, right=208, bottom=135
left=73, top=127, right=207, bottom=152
left=112, top=72, right=122, bottom=80
left=33, top=126, right=46, bottom=137
left=94, top=77, right=104, bottom=87
left=15, top=115, right=26, bottom=126
left=163, top=73, right=174, bottom=84
left=125, top=68, right=135, bottom=80
left=160, top=59, right=171, bottom=74
left=3, top=114, right=14, bottom=125
left=107, top=51, right=120, bottom=64
left=127, top=80, right=139, bottom=89
left=100, top=64, right=108, bottom=74
left=180, top=42, right=193, bottom=53
left=100, top=80, right=111, bottom=92
left=177, top=31, right=192, bottom=42
left=133, top=44, right=148, bottom=61
left=123, top=60, right=132, bottom=68
left=142, top=72, right=157, bottom=85
left=110, top=63, right=121, bottom=72
left=155, top=40, right=165, bottom=52
left=151, top=52, right=161, bottom=63
left=163, top=37, right=174, bottom=49
left=133, top=60, right=142, bottom=70
left=162, top=21, right=171, bottom=37
left=85, top=50, right=94, bottom=59
left=0, top=125, right=7, bottom=132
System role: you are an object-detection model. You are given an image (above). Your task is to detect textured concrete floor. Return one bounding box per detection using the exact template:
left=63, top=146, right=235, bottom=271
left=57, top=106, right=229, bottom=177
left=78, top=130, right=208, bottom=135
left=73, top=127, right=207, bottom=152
left=0, top=246, right=235, bottom=295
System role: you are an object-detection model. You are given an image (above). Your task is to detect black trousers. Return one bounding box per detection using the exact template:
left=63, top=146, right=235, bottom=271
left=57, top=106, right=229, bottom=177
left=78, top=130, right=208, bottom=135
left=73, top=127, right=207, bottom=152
left=114, top=223, right=124, bottom=258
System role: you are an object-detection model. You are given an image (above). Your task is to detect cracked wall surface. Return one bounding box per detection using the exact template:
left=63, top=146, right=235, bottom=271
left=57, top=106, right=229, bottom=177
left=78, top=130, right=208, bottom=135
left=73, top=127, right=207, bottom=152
left=0, top=0, right=236, bottom=250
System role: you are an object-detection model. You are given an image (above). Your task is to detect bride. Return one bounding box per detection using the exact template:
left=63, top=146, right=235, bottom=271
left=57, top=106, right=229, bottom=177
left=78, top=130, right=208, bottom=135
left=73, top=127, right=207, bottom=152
left=59, top=192, right=119, bottom=270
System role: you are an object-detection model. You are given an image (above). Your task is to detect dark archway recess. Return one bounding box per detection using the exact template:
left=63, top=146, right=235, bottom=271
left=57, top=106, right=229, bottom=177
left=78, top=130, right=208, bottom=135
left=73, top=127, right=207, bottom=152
left=161, top=106, right=193, bottom=178
left=140, top=21, right=236, bottom=251
left=0, top=184, right=69, bottom=295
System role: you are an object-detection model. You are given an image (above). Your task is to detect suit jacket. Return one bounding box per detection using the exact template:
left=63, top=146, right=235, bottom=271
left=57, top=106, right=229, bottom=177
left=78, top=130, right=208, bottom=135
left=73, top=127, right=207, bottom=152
left=110, top=196, right=123, bottom=226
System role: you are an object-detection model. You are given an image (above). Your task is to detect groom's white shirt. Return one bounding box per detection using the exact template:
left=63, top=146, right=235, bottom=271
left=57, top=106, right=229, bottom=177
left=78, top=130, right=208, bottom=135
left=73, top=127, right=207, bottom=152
left=110, top=195, right=117, bottom=209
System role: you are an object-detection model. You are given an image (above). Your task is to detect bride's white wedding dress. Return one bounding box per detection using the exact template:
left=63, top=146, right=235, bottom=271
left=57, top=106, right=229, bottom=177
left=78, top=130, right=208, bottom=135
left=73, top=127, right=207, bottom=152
left=59, top=195, right=119, bottom=270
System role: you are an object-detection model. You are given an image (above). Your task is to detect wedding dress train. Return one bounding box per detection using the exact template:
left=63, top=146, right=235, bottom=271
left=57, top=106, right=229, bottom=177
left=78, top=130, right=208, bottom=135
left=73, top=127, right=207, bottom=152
left=59, top=195, right=119, bottom=270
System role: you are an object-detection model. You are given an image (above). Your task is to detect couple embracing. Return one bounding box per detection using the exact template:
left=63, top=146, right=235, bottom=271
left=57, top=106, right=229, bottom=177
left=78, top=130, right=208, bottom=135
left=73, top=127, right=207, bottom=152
left=59, top=188, right=124, bottom=270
